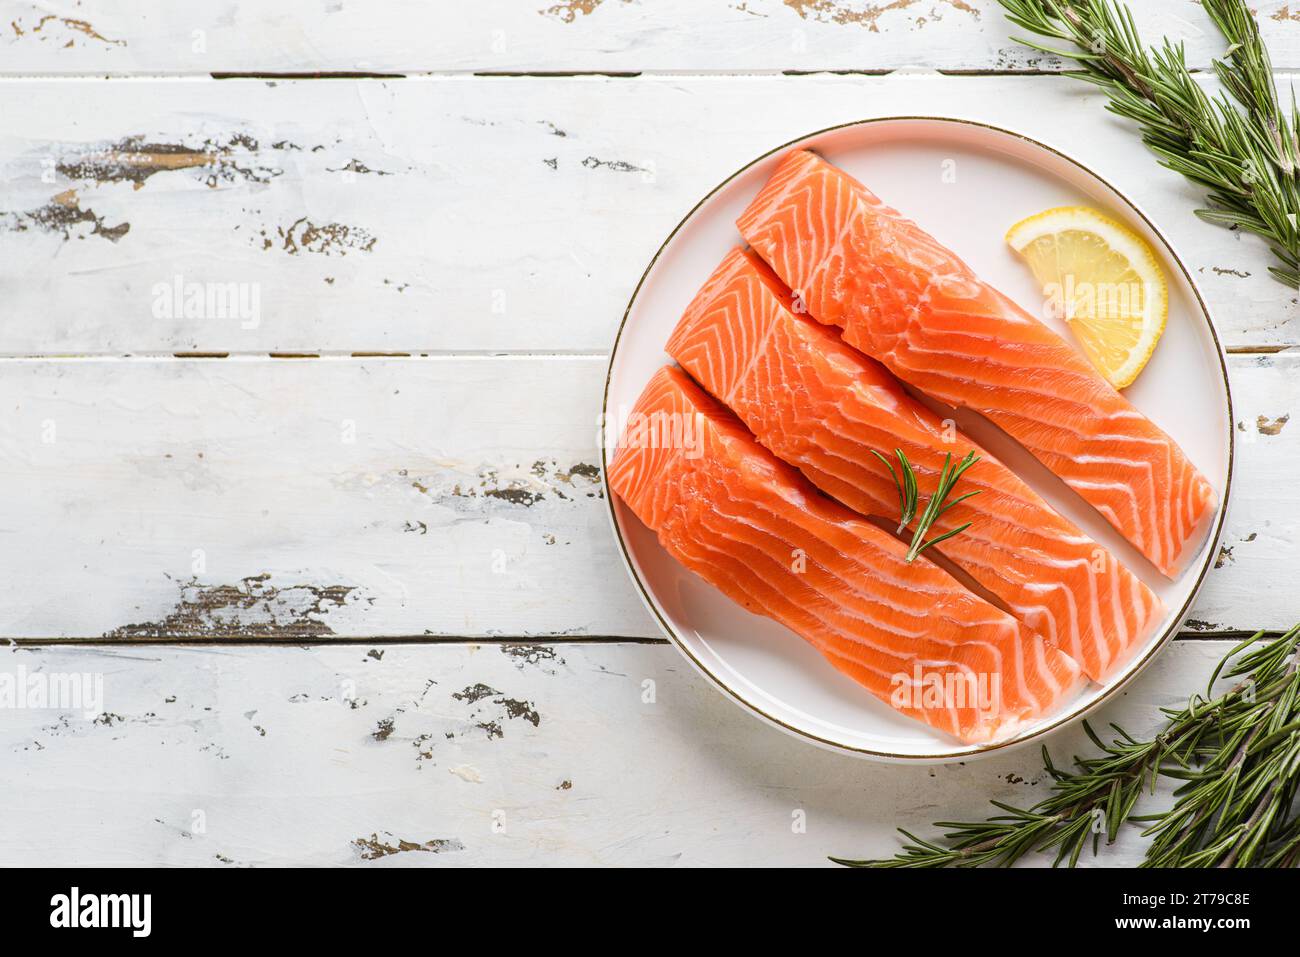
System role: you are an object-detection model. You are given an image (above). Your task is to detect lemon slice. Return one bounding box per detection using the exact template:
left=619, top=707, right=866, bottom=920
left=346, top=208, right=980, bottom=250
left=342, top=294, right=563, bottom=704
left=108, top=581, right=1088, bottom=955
left=1005, top=206, right=1168, bottom=389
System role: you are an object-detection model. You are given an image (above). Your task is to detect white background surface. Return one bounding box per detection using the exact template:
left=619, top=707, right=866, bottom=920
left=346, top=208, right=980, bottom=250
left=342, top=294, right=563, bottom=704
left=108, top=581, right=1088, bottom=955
left=0, top=0, right=1296, bottom=866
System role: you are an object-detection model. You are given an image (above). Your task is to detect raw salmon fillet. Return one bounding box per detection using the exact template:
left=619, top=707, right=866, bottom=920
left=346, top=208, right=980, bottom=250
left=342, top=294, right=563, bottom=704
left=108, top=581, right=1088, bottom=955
left=667, top=248, right=1164, bottom=681
left=737, top=149, right=1217, bottom=578
left=608, top=365, right=1083, bottom=743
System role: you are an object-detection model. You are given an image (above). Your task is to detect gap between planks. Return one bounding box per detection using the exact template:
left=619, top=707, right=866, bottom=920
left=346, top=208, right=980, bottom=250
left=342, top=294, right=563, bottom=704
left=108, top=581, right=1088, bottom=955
left=0, top=352, right=614, bottom=362
left=0, top=67, right=1285, bottom=82
left=2, top=634, right=668, bottom=647
left=0, top=630, right=1260, bottom=647
left=0, top=346, right=1284, bottom=361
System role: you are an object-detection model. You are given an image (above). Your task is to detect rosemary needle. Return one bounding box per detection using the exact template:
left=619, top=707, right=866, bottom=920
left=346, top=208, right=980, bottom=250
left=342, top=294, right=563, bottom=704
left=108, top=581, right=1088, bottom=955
left=870, top=448, right=981, bottom=563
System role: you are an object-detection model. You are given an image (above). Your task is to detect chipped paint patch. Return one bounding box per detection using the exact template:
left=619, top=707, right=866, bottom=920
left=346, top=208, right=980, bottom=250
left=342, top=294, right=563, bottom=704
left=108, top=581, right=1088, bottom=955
left=55, top=133, right=282, bottom=190
left=539, top=0, right=628, bottom=24
left=26, top=711, right=130, bottom=750
left=500, top=697, right=540, bottom=726
left=452, top=683, right=541, bottom=739
left=582, top=156, right=648, bottom=174
left=412, top=733, right=436, bottom=767
left=485, top=486, right=541, bottom=506
left=326, top=158, right=392, bottom=176
left=557, top=462, right=600, bottom=483
left=1, top=188, right=128, bottom=243
left=501, top=643, right=564, bottom=671
left=352, top=832, right=465, bottom=860
left=943, top=0, right=979, bottom=16
left=58, top=141, right=214, bottom=188
left=103, top=573, right=362, bottom=639
left=452, top=682, right=499, bottom=705
left=11, top=14, right=125, bottom=46
left=1273, top=4, right=1300, bottom=22
left=266, top=217, right=377, bottom=256
left=994, top=46, right=1061, bottom=70
left=782, top=0, right=976, bottom=31
left=408, top=458, right=602, bottom=513
left=1257, top=413, right=1290, bottom=436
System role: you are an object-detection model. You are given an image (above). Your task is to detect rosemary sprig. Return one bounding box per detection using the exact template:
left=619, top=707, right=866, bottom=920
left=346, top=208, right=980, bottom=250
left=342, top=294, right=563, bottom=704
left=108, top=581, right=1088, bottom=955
left=997, top=0, right=1300, bottom=287
left=870, top=448, right=981, bottom=562
left=833, top=624, right=1300, bottom=868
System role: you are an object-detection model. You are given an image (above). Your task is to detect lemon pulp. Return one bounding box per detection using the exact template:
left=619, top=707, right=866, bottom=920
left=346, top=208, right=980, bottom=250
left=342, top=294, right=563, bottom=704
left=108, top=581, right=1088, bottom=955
left=1005, top=205, right=1168, bottom=389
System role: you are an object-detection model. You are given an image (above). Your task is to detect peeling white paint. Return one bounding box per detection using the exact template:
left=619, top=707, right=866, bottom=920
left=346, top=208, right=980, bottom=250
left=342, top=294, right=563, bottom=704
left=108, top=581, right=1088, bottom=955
left=2, top=1, right=1299, bottom=73
left=0, top=640, right=1243, bottom=866
left=0, top=75, right=1296, bottom=354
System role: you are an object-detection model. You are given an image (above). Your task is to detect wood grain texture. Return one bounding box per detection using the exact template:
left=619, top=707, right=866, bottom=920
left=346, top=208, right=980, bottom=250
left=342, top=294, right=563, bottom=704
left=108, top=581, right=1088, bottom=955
left=0, top=639, right=1236, bottom=866
left=0, top=353, right=1290, bottom=640
left=3, top=0, right=1300, bottom=74
left=0, top=356, right=647, bottom=640
left=0, top=74, right=1296, bottom=356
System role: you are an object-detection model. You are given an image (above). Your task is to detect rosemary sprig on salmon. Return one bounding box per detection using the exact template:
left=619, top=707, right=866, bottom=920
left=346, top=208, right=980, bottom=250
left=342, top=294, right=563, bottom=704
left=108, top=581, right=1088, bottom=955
left=871, top=449, right=982, bottom=563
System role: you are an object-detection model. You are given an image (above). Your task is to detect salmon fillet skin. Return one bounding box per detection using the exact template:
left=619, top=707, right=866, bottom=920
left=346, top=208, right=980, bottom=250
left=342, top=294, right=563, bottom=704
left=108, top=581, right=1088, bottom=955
left=736, top=149, right=1217, bottom=578
left=608, top=365, right=1084, bottom=744
left=666, top=248, right=1165, bottom=682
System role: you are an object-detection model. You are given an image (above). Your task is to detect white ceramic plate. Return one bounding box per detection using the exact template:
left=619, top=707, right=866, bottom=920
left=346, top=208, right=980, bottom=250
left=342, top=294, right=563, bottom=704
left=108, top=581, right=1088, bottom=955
left=602, top=117, right=1233, bottom=763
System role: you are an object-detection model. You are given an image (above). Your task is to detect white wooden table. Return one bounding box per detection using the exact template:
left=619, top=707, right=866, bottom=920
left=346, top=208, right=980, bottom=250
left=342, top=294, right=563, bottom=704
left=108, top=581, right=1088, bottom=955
left=1, top=0, right=1296, bottom=867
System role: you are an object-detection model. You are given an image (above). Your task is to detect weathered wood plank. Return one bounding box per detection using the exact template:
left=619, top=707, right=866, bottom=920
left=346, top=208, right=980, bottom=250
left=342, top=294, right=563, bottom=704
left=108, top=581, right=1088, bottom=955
left=1, top=74, right=1296, bottom=356
left=0, top=353, right=1291, bottom=641
left=3, top=0, right=1300, bottom=75
left=0, top=356, right=647, bottom=640
left=0, top=639, right=1239, bottom=866
left=1201, top=351, right=1300, bottom=635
